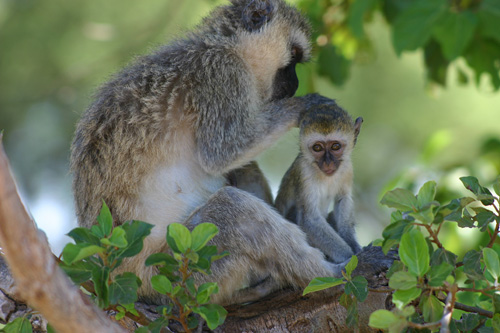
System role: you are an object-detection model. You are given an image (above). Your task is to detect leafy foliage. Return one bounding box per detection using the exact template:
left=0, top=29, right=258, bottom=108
left=1, top=317, right=33, bottom=333
left=60, top=202, right=152, bottom=310
left=370, top=176, right=500, bottom=331
left=144, top=223, right=228, bottom=332
left=58, top=202, right=227, bottom=332
left=298, top=0, right=500, bottom=90
left=304, top=255, right=368, bottom=328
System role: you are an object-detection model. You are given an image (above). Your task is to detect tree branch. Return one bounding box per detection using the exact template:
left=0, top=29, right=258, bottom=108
left=0, top=134, right=125, bottom=333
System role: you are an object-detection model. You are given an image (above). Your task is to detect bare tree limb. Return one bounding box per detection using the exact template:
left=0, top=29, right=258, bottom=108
left=0, top=134, right=125, bottom=333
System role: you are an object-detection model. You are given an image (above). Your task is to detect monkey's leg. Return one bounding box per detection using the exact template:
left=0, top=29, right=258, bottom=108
left=332, top=197, right=363, bottom=254
left=184, top=187, right=344, bottom=305
left=225, top=161, right=273, bottom=205
left=299, top=212, right=356, bottom=264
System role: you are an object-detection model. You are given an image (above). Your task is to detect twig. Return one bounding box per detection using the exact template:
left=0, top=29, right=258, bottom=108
left=439, top=284, right=457, bottom=333
left=436, top=295, right=493, bottom=318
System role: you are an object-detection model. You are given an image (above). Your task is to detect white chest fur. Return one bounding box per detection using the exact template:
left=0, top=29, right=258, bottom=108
left=136, top=158, right=226, bottom=243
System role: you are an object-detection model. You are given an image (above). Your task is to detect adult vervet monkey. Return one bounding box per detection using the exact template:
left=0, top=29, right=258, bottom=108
left=71, top=0, right=391, bottom=304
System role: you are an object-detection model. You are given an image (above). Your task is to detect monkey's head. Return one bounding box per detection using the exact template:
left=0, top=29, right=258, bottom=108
left=299, top=104, right=363, bottom=176
left=201, top=0, right=312, bottom=101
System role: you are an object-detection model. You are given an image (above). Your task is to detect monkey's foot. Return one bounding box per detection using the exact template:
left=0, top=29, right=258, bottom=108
left=352, top=245, right=397, bottom=280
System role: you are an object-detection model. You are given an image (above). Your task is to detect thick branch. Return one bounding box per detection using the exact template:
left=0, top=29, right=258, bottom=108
left=0, top=134, right=125, bottom=333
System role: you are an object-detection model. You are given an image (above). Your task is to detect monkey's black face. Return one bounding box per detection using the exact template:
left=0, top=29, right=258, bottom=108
left=309, top=140, right=344, bottom=176
left=271, top=63, right=299, bottom=101
left=271, top=46, right=304, bottom=101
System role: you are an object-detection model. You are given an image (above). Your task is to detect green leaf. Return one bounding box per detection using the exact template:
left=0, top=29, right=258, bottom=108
left=483, top=248, right=500, bottom=282
left=196, top=282, right=219, bottom=304
left=92, top=266, right=110, bottom=309
left=119, top=220, right=154, bottom=258
left=461, top=176, right=495, bottom=205
left=380, top=188, right=418, bottom=211
left=456, top=313, right=481, bottom=331
left=62, top=243, right=104, bottom=265
left=317, top=44, right=351, bottom=86
left=186, top=251, right=199, bottom=263
left=109, top=272, right=140, bottom=305
left=59, top=260, right=93, bottom=284
left=445, top=209, right=475, bottom=228
left=430, top=248, right=457, bottom=266
left=339, top=293, right=359, bottom=328
left=427, top=262, right=454, bottom=287
left=151, top=275, right=172, bottom=295
left=344, top=255, right=358, bottom=277
left=494, top=294, right=500, bottom=315
left=3, top=317, right=33, bottom=333
left=386, top=260, right=405, bottom=279
left=493, top=176, right=500, bottom=196
left=416, top=181, right=437, bottom=209
left=191, top=223, right=219, bottom=252
left=382, top=219, right=412, bottom=240
left=493, top=314, right=500, bottom=332
left=477, top=0, right=500, bottom=43
left=345, top=276, right=368, bottom=302
left=347, top=0, right=377, bottom=38
left=101, top=226, right=128, bottom=248
left=432, top=10, right=478, bottom=61
left=389, top=271, right=417, bottom=290
left=399, top=229, right=430, bottom=277
left=97, top=201, right=113, bottom=237
left=187, top=315, right=199, bottom=330
left=145, top=252, right=179, bottom=270
left=475, top=210, right=497, bottom=231
left=392, top=287, right=422, bottom=309
left=420, top=294, right=443, bottom=323
left=192, top=304, right=228, bottom=330
left=166, top=223, right=192, bottom=254
left=463, top=250, right=484, bottom=280
left=369, top=310, right=402, bottom=330
left=391, top=0, right=448, bottom=55
left=67, top=227, right=100, bottom=245
left=464, top=38, right=500, bottom=90
left=143, top=317, right=170, bottom=333
left=303, top=277, right=344, bottom=295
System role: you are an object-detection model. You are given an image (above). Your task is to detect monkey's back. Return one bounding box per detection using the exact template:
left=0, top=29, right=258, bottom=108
left=70, top=35, right=241, bottom=228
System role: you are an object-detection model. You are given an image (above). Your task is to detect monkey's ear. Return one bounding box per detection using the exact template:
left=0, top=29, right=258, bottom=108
left=354, top=117, right=363, bottom=143
left=242, top=0, right=274, bottom=32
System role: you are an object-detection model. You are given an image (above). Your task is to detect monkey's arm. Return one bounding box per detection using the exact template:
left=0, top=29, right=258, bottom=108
left=226, top=161, right=273, bottom=205
left=195, top=87, right=335, bottom=175
left=297, top=208, right=355, bottom=263
left=330, top=196, right=363, bottom=254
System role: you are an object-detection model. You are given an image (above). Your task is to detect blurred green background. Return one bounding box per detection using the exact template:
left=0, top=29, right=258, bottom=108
left=0, top=0, right=499, bottom=254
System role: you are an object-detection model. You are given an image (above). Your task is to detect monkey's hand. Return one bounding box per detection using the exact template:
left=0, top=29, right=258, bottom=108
left=296, top=94, right=339, bottom=120
left=351, top=245, right=398, bottom=281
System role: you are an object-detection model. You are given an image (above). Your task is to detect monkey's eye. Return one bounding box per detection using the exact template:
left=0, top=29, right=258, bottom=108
left=331, top=143, right=342, bottom=151
left=312, top=144, right=323, bottom=152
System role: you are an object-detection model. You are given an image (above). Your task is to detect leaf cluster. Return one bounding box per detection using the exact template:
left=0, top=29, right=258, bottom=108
left=303, top=255, right=369, bottom=328
left=60, top=202, right=153, bottom=312
left=370, top=176, right=500, bottom=332
left=298, top=0, right=500, bottom=90
left=138, top=223, right=229, bottom=333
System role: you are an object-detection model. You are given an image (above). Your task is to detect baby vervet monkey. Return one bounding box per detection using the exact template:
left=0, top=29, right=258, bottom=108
left=275, top=102, right=363, bottom=263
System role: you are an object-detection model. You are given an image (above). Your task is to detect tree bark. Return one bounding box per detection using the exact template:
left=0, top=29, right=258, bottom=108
left=0, top=134, right=125, bottom=333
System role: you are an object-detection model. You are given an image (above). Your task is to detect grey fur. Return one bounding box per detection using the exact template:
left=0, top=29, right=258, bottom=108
left=275, top=101, right=363, bottom=263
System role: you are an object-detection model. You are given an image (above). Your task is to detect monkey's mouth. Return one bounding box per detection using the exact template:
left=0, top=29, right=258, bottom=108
left=320, top=166, right=336, bottom=176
